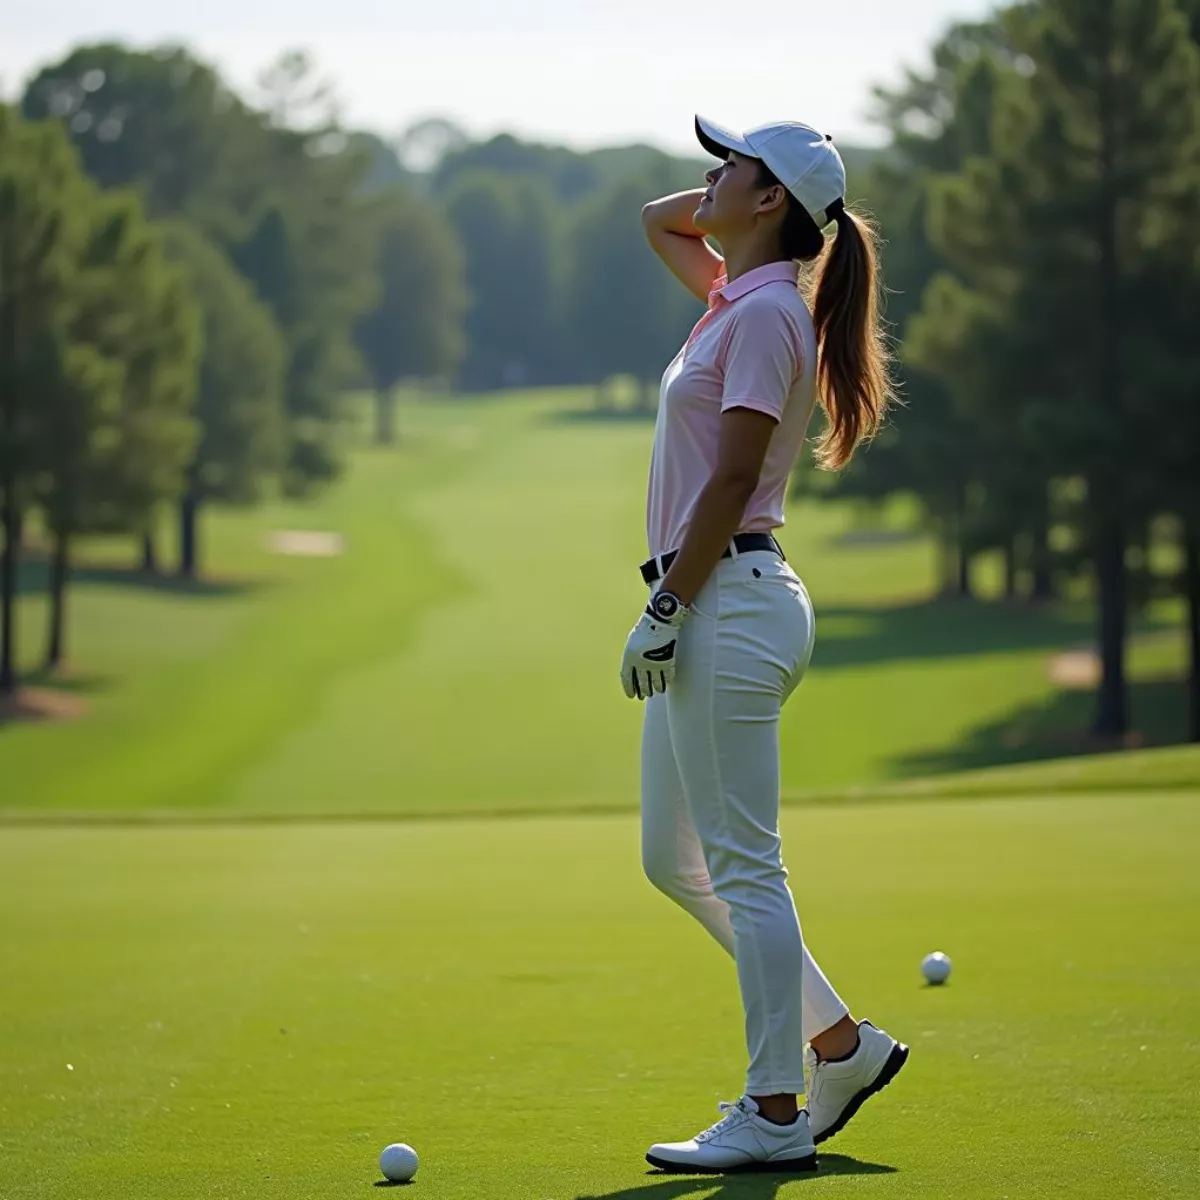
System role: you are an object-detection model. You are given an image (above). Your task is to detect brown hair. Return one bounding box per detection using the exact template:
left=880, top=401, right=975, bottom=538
left=757, top=162, right=894, bottom=469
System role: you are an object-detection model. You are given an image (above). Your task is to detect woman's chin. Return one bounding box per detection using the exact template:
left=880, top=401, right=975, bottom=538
left=693, top=203, right=715, bottom=233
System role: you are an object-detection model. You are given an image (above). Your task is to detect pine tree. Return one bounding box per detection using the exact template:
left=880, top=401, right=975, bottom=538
left=920, top=0, right=1200, bottom=737
left=807, top=17, right=1021, bottom=597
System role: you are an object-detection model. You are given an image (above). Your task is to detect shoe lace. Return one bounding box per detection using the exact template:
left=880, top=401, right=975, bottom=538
left=696, top=1097, right=753, bottom=1144
left=803, top=1045, right=822, bottom=1110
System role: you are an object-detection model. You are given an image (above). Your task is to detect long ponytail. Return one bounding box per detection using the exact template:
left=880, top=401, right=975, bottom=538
left=808, top=204, right=894, bottom=470
left=755, top=161, right=893, bottom=469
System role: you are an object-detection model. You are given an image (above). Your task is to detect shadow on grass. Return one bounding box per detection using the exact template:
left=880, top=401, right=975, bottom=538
left=0, top=668, right=112, bottom=729
left=808, top=598, right=1189, bottom=777
left=576, top=1156, right=896, bottom=1199
left=810, top=598, right=1096, bottom=671
left=17, top=557, right=263, bottom=599
left=19, top=666, right=109, bottom=695
left=892, top=674, right=1190, bottom=778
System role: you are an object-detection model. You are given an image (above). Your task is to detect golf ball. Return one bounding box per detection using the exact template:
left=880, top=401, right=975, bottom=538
left=922, top=951, right=952, bottom=985
left=379, top=1142, right=419, bottom=1182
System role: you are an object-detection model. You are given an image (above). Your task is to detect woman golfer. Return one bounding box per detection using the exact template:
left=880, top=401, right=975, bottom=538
left=621, top=116, right=907, bottom=1174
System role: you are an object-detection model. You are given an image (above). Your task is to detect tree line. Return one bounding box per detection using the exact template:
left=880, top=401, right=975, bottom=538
left=0, top=44, right=732, bottom=694
left=826, top=0, right=1200, bottom=743
left=4, top=6, right=1199, bottom=754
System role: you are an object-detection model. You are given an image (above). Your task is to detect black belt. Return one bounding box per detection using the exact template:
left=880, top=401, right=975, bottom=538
left=640, top=533, right=784, bottom=585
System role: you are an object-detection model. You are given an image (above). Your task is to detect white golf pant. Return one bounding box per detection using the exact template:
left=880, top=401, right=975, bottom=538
left=641, top=549, right=848, bottom=1096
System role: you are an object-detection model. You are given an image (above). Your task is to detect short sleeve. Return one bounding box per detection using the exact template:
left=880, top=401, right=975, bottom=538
left=719, top=300, right=803, bottom=423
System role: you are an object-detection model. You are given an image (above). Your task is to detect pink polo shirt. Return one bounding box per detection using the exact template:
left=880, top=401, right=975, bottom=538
left=646, top=260, right=818, bottom=557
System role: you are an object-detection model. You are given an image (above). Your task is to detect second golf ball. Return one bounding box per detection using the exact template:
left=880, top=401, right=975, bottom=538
left=922, top=951, right=952, bottom=985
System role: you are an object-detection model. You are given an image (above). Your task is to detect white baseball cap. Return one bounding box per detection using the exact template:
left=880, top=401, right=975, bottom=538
left=695, top=115, right=846, bottom=228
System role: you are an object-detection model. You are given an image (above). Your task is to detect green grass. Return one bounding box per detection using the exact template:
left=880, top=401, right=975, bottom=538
left=1, top=791, right=1197, bottom=1199
left=3, top=388, right=1197, bottom=1197
left=2, top=388, right=1194, bottom=820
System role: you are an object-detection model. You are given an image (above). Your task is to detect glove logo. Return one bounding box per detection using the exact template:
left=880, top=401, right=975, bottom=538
left=643, top=641, right=676, bottom=662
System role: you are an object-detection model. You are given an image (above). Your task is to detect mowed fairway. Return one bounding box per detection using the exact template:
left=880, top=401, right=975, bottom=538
left=1, top=389, right=1190, bottom=820
left=1, top=791, right=1197, bottom=1199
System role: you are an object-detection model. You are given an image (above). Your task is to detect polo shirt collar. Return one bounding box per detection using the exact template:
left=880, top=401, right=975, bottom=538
left=716, top=260, right=799, bottom=303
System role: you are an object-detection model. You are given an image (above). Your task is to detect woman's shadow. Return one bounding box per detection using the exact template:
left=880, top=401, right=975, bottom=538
left=575, top=1154, right=897, bottom=1199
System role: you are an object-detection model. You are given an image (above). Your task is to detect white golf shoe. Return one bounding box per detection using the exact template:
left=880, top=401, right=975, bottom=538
left=804, top=1019, right=909, bottom=1144
left=646, top=1095, right=818, bottom=1175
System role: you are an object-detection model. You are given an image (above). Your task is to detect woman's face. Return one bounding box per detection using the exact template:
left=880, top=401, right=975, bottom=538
left=694, top=151, right=780, bottom=238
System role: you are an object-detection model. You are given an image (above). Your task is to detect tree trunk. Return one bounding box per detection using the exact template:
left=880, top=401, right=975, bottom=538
left=141, top=531, right=159, bottom=574
left=0, top=214, right=19, bottom=696
left=1003, top=535, right=1019, bottom=601
left=1092, top=13, right=1125, bottom=742
left=637, top=377, right=656, bottom=413
left=948, top=484, right=972, bottom=600
left=375, top=388, right=395, bottom=445
left=179, top=491, right=200, bottom=580
left=1093, top=519, right=1128, bottom=739
left=45, top=526, right=70, bottom=671
left=0, top=495, right=19, bottom=695
left=936, top=521, right=957, bottom=598
left=1030, top=516, right=1054, bottom=602
left=957, top=538, right=973, bottom=600
left=1185, top=518, right=1200, bottom=745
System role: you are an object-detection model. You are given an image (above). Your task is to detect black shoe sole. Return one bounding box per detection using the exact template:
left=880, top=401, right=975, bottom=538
left=646, top=1152, right=818, bottom=1175
left=812, top=1041, right=909, bottom=1146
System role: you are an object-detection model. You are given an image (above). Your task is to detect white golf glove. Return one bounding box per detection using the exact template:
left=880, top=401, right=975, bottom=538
left=621, top=589, right=689, bottom=700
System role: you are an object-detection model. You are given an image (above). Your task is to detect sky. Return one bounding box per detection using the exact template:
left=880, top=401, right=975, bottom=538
left=5, top=0, right=996, bottom=153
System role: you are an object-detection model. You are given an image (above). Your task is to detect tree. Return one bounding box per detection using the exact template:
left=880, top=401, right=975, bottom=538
left=1160, top=4, right=1200, bottom=743
left=903, top=268, right=1039, bottom=601
left=230, top=55, right=379, bottom=494
left=25, top=45, right=378, bottom=500
left=1131, top=115, right=1200, bottom=742
left=803, top=16, right=1024, bottom=599
left=437, top=133, right=624, bottom=207
left=232, top=193, right=372, bottom=494
left=355, top=187, right=466, bottom=444
left=1186, top=522, right=1200, bottom=742
left=918, top=0, right=1200, bottom=737
left=396, top=117, right=468, bottom=176
left=352, top=131, right=414, bottom=193
left=1180, top=0, right=1200, bottom=41
left=0, top=107, right=94, bottom=693
left=46, top=192, right=201, bottom=658
left=564, top=165, right=703, bottom=397
left=20, top=44, right=263, bottom=242
left=31, top=336, right=123, bottom=669
left=428, top=134, right=706, bottom=391
left=159, top=220, right=285, bottom=578
left=443, top=170, right=561, bottom=390
left=253, top=49, right=339, bottom=132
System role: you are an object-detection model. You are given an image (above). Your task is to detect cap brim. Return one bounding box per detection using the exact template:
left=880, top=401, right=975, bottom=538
left=695, top=115, right=757, bottom=161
